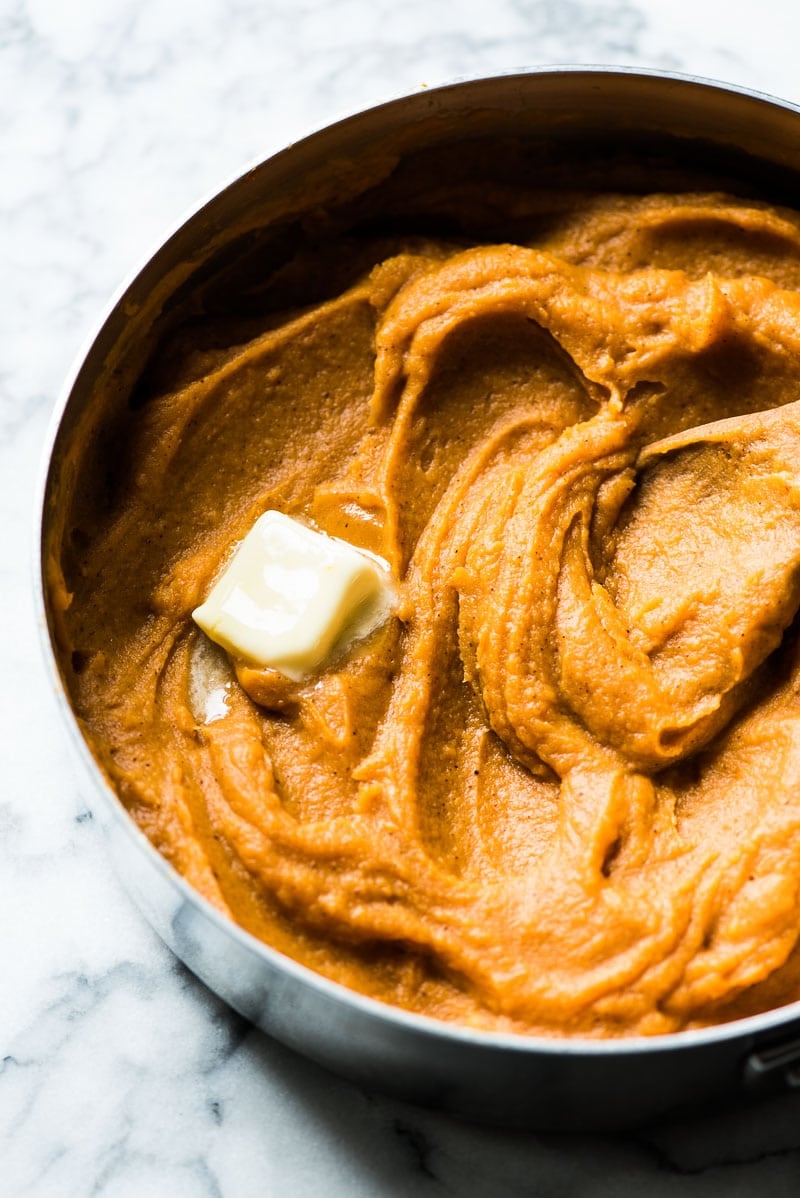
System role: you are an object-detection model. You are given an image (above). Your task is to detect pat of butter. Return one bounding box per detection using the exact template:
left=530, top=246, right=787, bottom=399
left=192, top=511, right=391, bottom=678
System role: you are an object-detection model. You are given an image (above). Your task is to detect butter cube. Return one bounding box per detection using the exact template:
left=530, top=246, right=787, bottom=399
left=193, top=511, right=390, bottom=678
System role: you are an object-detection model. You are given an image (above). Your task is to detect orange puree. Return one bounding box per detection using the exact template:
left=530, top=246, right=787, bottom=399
left=54, top=190, right=800, bottom=1036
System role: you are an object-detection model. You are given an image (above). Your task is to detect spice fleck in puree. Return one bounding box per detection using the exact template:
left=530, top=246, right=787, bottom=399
left=52, top=184, right=800, bottom=1038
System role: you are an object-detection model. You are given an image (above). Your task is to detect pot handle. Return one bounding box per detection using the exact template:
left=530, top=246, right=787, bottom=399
left=743, top=1036, right=800, bottom=1091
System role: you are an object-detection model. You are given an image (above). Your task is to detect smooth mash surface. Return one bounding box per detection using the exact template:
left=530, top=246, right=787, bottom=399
left=54, top=189, right=800, bottom=1036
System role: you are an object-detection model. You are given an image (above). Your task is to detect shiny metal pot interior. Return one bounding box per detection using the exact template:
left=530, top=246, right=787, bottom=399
left=37, top=67, right=800, bottom=1130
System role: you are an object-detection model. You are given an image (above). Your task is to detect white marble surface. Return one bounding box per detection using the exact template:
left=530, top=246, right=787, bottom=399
left=6, top=0, right=800, bottom=1193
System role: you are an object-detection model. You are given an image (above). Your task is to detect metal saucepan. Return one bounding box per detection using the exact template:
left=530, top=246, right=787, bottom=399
left=36, top=67, right=800, bottom=1130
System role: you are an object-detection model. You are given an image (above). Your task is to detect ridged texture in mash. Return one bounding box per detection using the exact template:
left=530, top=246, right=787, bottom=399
left=57, top=191, right=800, bottom=1036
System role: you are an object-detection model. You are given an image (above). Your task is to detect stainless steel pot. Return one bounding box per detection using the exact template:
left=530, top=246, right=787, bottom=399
left=36, top=67, right=800, bottom=1130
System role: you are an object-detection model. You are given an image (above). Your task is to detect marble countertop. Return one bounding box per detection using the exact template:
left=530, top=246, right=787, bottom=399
left=6, top=0, right=800, bottom=1192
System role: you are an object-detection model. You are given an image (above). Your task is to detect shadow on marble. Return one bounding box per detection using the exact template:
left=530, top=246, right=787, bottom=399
left=215, top=993, right=800, bottom=1196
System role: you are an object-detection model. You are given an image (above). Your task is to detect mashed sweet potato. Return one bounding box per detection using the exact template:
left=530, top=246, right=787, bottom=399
left=53, top=187, right=800, bottom=1036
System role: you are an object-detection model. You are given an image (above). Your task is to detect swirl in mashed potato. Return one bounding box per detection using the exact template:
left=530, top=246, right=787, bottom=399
left=54, top=189, right=800, bottom=1036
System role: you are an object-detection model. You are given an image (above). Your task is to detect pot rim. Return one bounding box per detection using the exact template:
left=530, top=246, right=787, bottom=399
left=34, top=63, right=800, bottom=1061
